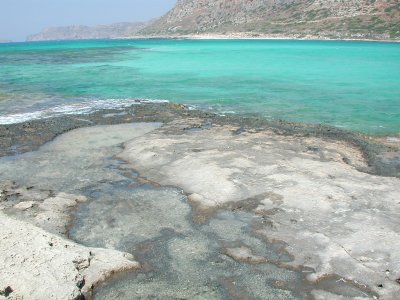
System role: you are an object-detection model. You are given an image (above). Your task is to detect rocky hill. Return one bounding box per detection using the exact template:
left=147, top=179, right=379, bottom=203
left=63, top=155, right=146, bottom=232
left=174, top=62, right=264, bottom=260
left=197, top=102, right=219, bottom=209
left=142, top=0, right=400, bottom=40
left=27, top=21, right=150, bottom=41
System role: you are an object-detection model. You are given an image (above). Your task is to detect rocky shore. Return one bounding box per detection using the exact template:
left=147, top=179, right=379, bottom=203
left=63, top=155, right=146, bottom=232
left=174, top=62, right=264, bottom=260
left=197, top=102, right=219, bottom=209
left=0, top=207, right=139, bottom=299
left=0, top=122, right=160, bottom=299
left=1, top=103, right=398, bottom=177
left=0, top=103, right=399, bottom=299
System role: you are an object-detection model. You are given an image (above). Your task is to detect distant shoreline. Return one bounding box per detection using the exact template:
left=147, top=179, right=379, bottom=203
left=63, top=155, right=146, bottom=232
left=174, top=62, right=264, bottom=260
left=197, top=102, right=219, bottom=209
left=2, top=32, right=399, bottom=44
left=126, top=33, right=400, bottom=43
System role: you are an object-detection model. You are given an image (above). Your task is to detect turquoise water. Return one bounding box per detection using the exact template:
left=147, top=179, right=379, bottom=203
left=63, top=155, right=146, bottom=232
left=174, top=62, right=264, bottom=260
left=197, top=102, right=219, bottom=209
left=0, top=39, right=399, bottom=134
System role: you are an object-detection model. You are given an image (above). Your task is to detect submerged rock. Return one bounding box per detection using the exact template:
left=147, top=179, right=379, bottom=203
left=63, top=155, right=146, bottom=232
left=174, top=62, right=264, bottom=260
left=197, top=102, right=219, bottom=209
left=224, top=246, right=267, bottom=264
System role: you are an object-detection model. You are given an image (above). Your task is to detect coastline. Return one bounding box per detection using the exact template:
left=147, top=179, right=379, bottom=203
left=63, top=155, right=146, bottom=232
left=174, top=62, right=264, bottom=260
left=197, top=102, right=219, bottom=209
left=1, top=103, right=400, bottom=299
left=12, top=32, right=400, bottom=43
left=120, top=32, right=400, bottom=43
left=1, top=102, right=398, bottom=178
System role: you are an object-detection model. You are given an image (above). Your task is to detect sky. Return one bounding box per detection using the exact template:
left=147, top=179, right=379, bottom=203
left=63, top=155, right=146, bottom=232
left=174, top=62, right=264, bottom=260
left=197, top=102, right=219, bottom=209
left=0, top=0, right=176, bottom=41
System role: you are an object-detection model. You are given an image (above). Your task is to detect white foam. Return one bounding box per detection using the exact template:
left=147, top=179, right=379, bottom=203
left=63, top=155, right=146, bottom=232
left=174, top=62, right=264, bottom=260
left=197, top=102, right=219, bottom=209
left=186, top=104, right=239, bottom=117
left=0, top=98, right=169, bottom=125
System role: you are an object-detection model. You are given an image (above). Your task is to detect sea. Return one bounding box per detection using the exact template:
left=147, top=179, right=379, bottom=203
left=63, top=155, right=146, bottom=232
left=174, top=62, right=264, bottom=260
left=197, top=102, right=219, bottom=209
left=0, top=39, right=399, bottom=135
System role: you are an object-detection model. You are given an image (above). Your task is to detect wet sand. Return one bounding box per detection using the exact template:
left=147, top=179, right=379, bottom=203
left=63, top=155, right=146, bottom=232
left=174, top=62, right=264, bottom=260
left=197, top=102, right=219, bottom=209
left=0, top=103, right=399, bottom=299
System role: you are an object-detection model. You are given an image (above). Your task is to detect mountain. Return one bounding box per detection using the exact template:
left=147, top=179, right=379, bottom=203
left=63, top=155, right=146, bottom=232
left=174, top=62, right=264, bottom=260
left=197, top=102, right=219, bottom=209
left=27, top=21, right=151, bottom=41
left=141, top=0, right=400, bottom=40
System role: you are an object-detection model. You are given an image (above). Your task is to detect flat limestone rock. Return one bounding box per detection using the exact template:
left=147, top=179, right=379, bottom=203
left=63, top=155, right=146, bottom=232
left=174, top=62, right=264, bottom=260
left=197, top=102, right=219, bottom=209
left=0, top=212, right=139, bottom=300
left=120, top=120, right=400, bottom=299
left=2, top=186, right=90, bottom=236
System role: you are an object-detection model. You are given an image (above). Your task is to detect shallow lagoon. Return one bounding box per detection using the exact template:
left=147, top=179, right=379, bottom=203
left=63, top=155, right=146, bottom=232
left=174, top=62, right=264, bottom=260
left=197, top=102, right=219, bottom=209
left=0, top=39, right=399, bottom=134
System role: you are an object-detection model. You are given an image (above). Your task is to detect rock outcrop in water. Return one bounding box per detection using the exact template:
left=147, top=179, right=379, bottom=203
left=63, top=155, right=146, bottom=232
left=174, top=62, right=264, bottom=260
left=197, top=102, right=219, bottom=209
left=26, top=21, right=152, bottom=41
left=141, top=0, right=400, bottom=40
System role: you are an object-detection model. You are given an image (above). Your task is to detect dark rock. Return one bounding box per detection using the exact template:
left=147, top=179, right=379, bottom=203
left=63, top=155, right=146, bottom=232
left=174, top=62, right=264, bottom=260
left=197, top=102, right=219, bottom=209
left=342, top=157, right=351, bottom=164
left=74, top=293, right=85, bottom=300
left=307, top=146, right=319, bottom=152
left=0, top=286, right=13, bottom=297
left=77, top=278, right=85, bottom=289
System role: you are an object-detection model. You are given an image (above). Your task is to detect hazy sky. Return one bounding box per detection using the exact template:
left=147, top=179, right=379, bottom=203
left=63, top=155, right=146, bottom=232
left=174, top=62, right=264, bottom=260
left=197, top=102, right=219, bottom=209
left=0, top=0, right=176, bottom=41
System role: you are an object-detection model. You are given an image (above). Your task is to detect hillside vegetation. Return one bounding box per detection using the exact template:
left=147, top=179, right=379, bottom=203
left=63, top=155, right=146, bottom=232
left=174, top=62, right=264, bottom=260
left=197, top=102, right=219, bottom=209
left=142, top=0, right=400, bottom=39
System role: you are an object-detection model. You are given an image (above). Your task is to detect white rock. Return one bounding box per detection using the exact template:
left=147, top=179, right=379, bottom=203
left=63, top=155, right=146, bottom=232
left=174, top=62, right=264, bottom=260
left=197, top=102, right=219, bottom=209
left=0, top=212, right=139, bottom=300
left=13, top=201, right=36, bottom=211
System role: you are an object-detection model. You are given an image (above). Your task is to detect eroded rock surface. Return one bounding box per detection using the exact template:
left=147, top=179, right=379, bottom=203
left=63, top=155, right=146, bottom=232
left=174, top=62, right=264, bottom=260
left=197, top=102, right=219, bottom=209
left=0, top=212, right=139, bottom=300
left=1, top=119, right=399, bottom=299
left=119, top=119, right=400, bottom=299
left=0, top=181, right=87, bottom=236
